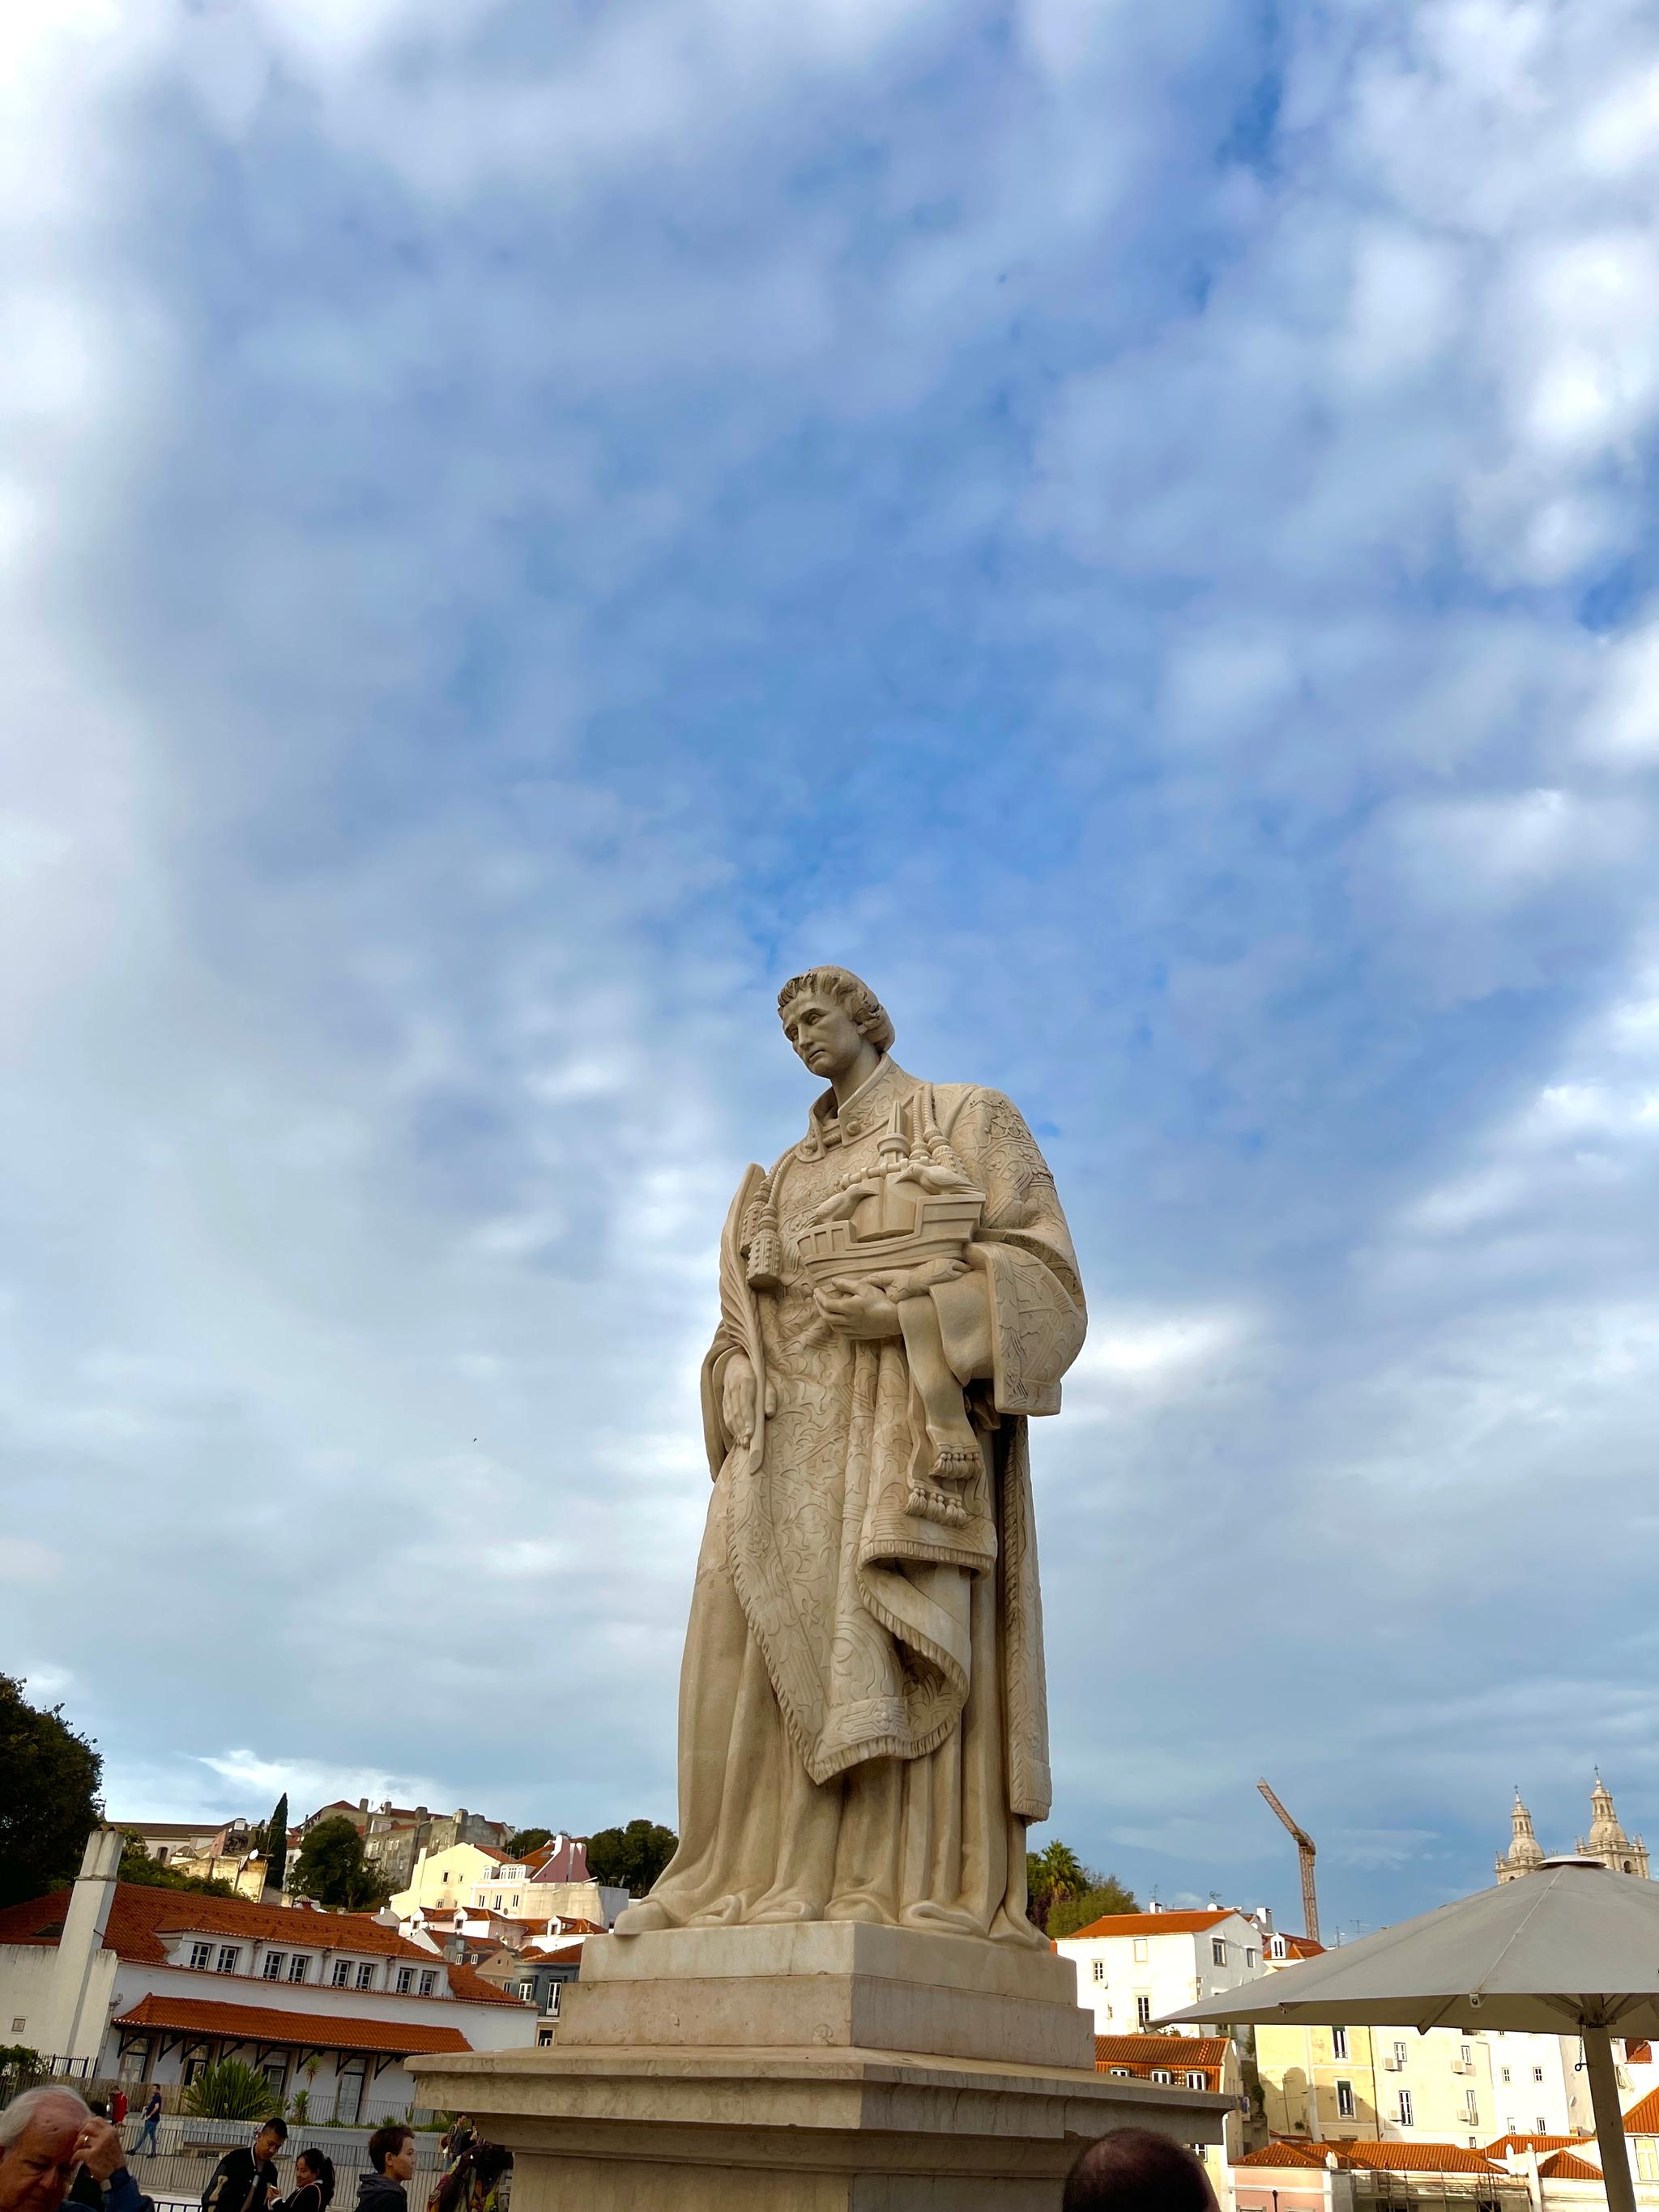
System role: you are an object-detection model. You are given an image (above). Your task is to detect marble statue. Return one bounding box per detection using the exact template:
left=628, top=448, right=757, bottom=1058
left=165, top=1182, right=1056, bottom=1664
left=617, top=968, right=1085, bottom=1946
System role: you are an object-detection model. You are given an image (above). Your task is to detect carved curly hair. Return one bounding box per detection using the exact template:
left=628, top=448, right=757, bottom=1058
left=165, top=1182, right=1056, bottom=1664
left=776, top=967, right=895, bottom=1055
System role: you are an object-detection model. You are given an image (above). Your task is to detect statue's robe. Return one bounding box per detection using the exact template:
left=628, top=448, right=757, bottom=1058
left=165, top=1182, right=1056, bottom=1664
left=640, top=1055, right=1085, bottom=1941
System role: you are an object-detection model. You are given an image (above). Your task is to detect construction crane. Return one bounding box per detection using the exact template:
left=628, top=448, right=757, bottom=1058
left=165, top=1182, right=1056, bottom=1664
left=1258, top=1779, right=1320, bottom=1946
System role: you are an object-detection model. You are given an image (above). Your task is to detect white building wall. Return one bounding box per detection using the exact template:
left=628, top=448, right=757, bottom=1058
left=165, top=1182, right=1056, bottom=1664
left=1487, top=2031, right=1594, bottom=2139
left=1056, top=1913, right=1268, bottom=2036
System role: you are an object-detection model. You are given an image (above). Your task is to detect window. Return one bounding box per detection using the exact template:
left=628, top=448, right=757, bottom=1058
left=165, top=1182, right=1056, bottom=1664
left=420, top=1971, right=437, bottom=1997
left=1151, top=2069, right=1175, bottom=2085
left=1136, top=1997, right=1152, bottom=2028
left=1246, top=1948, right=1257, bottom=1967
left=1465, top=2090, right=1479, bottom=2123
left=512, top=1893, right=521, bottom=1907
left=1536, top=2116, right=1547, bottom=2134
left=217, top=1946, right=239, bottom=1975
left=1332, top=2028, right=1349, bottom=2060
left=1187, top=2071, right=1206, bottom=2091
left=356, top=1963, right=375, bottom=1990
left=1092, top=1962, right=1105, bottom=1984
left=1392, top=2040, right=1408, bottom=2067
left=396, top=1967, right=415, bottom=1993
left=1336, top=2081, right=1355, bottom=2120
left=1500, top=2067, right=1511, bottom=2084
left=1269, top=1933, right=1286, bottom=1958
left=189, top=1942, right=213, bottom=1971
left=1634, top=2141, right=1659, bottom=2182
left=332, top=1960, right=352, bottom=1988
left=263, top=1953, right=285, bottom=1980
left=1109, top=2068, right=1131, bottom=2079
left=1532, top=2066, right=1544, bottom=2083
left=517, top=1981, right=535, bottom=2001
left=537, top=2029, right=554, bottom=2048
left=1397, top=2089, right=1414, bottom=2127
left=288, top=1955, right=309, bottom=1984
left=1211, top=1938, right=1226, bottom=1967
left=1461, top=2044, right=1472, bottom=2065
left=1132, top=1937, right=1149, bottom=1963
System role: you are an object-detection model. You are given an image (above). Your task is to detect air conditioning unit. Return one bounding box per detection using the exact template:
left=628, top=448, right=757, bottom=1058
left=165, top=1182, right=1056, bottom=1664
left=1383, top=2056, right=1404, bottom=2071
left=1452, top=2061, right=1473, bottom=2075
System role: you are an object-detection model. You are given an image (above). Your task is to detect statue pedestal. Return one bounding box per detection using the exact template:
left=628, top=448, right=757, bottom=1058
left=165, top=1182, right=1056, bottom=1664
left=414, top=1927, right=1230, bottom=2211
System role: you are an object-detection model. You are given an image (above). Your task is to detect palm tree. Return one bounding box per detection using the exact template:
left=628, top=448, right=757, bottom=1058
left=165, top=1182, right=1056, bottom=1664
left=1027, top=1839, right=1089, bottom=1929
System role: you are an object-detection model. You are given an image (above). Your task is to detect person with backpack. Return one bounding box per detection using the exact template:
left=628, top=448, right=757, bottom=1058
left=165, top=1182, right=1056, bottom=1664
left=275, top=2150, right=334, bottom=2212
left=200, top=2119, right=286, bottom=2212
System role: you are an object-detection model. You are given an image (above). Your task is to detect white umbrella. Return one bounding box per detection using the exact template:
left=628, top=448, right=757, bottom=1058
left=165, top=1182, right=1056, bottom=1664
left=1160, top=1859, right=1659, bottom=2212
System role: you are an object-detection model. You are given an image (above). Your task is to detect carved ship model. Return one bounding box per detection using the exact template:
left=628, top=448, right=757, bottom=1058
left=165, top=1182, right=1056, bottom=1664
left=797, top=1101, right=985, bottom=1286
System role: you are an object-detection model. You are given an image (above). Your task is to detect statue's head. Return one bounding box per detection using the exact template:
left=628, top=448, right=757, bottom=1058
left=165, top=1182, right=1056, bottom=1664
left=777, top=966, right=894, bottom=1084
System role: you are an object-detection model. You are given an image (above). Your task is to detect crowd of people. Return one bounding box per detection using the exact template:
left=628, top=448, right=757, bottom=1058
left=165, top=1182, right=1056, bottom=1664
left=0, top=2084, right=1215, bottom=2212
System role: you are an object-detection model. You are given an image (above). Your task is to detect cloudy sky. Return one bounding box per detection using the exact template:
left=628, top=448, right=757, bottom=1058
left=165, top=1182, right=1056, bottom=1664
left=5, top=0, right=1659, bottom=1937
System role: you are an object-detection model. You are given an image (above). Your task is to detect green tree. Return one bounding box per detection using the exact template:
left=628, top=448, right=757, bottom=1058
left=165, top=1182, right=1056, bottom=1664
left=261, top=1793, right=289, bottom=1898
left=583, top=1820, right=677, bottom=1895
left=117, top=1831, right=236, bottom=1898
left=181, top=2059, right=276, bottom=2120
left=1046, top=1877, right=1141, bottom=1941
left=291, top=1815, right=391, bottom=1909
left=507, top=1829, right=552, bottom=1857
left=1025, top=1837, right=1138, bottom=1935
left=0, top=1674, right=101, bottom=1908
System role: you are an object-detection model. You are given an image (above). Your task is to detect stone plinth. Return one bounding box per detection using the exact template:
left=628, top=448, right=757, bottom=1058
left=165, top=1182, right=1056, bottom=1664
left=413, top=1928, right=1230, bottom=2211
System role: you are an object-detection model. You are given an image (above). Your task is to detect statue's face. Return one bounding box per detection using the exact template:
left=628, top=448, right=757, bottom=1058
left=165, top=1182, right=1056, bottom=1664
left=783, top=991, right=868, bottom=1085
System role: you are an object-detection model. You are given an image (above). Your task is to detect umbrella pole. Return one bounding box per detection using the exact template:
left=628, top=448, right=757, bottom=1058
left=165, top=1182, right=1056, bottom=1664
left=1583, top=2027, right=1638, bottom=2212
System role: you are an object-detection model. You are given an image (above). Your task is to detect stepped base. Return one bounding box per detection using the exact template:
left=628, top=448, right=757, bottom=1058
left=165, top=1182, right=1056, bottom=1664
left=414, top=1929, right=1230, bottom=2210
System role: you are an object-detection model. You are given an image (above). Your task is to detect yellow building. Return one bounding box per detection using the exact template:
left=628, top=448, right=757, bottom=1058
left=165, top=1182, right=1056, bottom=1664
left=1256, top=2021, right=1495, bottom=2149
left=387, top=1841, right=512, bottom=1917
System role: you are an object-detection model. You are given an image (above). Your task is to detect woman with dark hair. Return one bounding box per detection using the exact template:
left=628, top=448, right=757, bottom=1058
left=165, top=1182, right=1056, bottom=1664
left=276, top=2150, right=335, bottom=2212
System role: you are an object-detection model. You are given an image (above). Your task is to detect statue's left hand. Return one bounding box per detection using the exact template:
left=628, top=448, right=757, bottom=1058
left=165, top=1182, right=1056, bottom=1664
left=815, top=1280, right=902, bottom=1340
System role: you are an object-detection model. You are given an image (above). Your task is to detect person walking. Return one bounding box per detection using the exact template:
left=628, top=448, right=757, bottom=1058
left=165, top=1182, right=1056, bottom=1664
left=134, top=2095, right=161, bottom=2161
left=200, top=2120, right=286, bottom=2212
left=356, top=2130, right=414, bottom=2212
left=274, top=2151, right=333, bottom=2212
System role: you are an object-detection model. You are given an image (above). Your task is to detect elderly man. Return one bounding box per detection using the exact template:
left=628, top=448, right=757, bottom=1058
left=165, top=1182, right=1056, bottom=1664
left=0, top=2088, right=147, bottom=2212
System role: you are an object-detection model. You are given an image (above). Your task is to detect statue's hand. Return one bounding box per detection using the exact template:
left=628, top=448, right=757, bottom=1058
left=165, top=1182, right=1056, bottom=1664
left=722, top=1353, right=758, bottom=1447
left=814, top=1280, right=902, bottom=1340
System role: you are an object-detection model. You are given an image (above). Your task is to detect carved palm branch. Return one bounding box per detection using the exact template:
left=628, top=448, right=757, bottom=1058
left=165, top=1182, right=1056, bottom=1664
left=719, top=1162, right=770, bottom=1475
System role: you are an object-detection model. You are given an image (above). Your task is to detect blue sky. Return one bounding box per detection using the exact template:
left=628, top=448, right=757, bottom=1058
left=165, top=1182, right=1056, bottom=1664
left=5, top=0, right=1659, bottom=1935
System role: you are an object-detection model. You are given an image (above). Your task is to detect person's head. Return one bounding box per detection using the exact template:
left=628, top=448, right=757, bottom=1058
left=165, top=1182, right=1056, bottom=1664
left=1062, top=2129, right=1218, bottom=2212
left=296, top=2151, right=335, bottom=2207
left=366, top=2129, right=415, bottom=2183
left=0, top=2088, right=93, bottom=2212
left=777, top=968, right=893, bottom=1089
left=254, top=2121, right=288, bottom=2166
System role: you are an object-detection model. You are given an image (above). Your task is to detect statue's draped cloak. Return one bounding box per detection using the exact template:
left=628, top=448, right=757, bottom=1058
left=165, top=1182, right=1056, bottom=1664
left=645, top=1056, right=1085, bottom=1941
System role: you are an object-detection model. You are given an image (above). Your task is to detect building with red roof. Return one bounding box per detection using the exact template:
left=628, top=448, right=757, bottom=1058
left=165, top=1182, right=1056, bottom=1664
left=1054, top=1903, right=1273, bottom=2038
left=0, top=1828, right=534, bottom=2119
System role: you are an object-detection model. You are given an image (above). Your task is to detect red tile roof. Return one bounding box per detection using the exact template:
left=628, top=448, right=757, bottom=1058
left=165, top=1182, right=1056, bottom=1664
left=0, top=1887, right=523, bottom=2005
left=1239, top=2142, right=1503, bottom=2175
left=1627, top=2040, right=1653, bottom=2065
left=1625, top=2086, right=1659, bottom=2135
left=1540, top=2152, right=1603, bottom=2180
left=1270, top=1935, right=1325, bottom=1959
left=113, top=1993, right=470, bottom=2056
left=1094, top=2034, right=1229, bottom=2086
left=1486, top=2135, right=1580, bottom=2158
left=1065, top=1909, right=1235, bottom=1940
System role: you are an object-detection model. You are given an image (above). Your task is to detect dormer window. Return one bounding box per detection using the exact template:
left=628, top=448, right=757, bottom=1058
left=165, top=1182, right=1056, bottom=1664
left=189, top=1942, right=213, bottom=1971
